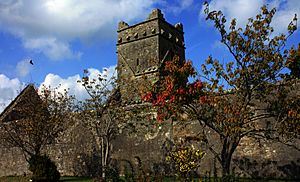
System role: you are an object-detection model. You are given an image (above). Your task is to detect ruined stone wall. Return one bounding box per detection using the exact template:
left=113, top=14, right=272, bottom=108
left=46, top=121, right=100, bottom=177
left=233, top=136, right=300, bottom=179
left=0, top=114, right=299, bottom=179
left=0, top=147, right=29, bottom=176
left=112, top=118, right=300, bottom=179
left=0, top=119, right=99, bottom=177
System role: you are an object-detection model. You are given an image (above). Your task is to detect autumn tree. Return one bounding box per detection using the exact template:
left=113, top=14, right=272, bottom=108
left=77, top=68, right=123, bottom=180
left=143, top=3, right=300, bottom=179
left=287, top=44, right=300, bottom=78
left=77, top=67, right=166, bottom=180
left=0, top=84, right=74, bottom=180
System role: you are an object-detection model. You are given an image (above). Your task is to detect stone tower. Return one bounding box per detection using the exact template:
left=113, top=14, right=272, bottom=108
left=117, top=9, right=185, bottom=104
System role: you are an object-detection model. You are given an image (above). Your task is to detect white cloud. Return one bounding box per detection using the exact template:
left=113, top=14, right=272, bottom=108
left=0, top=0, right=156, bottom=60
left=271, top=0, right=300, bottom=35
left=201, top=0, right=264, bottom=28
left=40, top=73, right=86, bottom=100
left=201, top=0, right=300, bottom=35
left=87, top=66, right=117, bottom=83
left=0, top=74, right=24, bottom=113
left=15, top=59, right=33, bottom=77
left=23, top=37, right=82, bottom=60
left=0, top=66, right=116, bottom=113
left=39, top=65, right=117, bottom=101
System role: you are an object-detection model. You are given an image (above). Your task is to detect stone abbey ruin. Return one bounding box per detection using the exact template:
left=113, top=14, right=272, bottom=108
left=117, top=9, right=185, bottom=103
left=0, top=9, right=300, bottom=179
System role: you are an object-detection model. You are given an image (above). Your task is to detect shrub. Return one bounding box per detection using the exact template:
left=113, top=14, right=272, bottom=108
left=28, top=154, right=60, bottom=182
left=105, top=167, right=122, bottom=182
left=166, top=147, right=205, bottom=180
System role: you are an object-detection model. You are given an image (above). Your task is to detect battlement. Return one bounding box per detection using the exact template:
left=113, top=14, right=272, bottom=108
left=116, top=9, right=186, bottom=104
left=147, top=9, right=165, bottom=20
left=117, top=9, right=184, bottom=48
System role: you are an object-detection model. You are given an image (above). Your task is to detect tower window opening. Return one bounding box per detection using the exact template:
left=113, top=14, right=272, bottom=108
left=137, top=58, right=140, bottom=66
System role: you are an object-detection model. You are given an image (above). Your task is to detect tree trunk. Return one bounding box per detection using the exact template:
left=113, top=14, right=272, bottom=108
left=220, top=136, right=239, bottom=180
left=101, top=138, right=106, bottom=179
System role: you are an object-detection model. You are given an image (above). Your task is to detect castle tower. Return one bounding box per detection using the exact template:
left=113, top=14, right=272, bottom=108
left=117, top=9, right=185, bottom=104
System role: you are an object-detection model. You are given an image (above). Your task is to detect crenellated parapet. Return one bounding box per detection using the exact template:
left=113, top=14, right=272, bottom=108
left=117, top=11, right=184, bottom=48
left=117, top=9, right=186, bottom=104
left=147, top=9, right=165, bottom=20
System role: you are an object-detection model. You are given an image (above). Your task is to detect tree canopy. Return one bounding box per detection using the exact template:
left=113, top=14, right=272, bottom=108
left=0, top=85, right=74, bottom=158
left=143, top=3, right=300, bottom=178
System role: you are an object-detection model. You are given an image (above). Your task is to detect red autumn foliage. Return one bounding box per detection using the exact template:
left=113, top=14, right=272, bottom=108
left=142, top=55, right=204, bottom=121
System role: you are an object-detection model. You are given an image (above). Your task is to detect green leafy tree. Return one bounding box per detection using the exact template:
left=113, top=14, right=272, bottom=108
left=144, top=3, right=300, bottom=179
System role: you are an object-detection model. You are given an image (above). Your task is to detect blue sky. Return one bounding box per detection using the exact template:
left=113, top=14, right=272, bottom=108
left=0, top=0, right=300, bottom=112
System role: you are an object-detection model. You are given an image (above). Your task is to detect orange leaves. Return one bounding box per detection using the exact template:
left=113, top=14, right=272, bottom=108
left=165, top=61, right=176, bottom=73
left=165, top=77, right=174, bottom=92
left=199, top=96, right=207, bottom=104
left=180, top=60, right=197, bottom=76
left=286, top=44, right=300, bottom=78
left=177, top=87, right=185, bottom=95
left=165, top=56, right=197, bottom=79
left=279, top=105, right=300, bottom=137
left=141, top=56, right=204, bottom=122
left=288, top=110, right=297, bottom=118
left=192, top=80, right=203, bottom=90
left=204, top=1, right=298, bottom=85
left=141, top=92, right=152, bottom=102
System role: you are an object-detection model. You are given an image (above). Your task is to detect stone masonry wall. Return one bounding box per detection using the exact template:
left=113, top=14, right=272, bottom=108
left=117, top=9, right=185, bottom=104
left=0, top=115, right=300, bottom=179
left=0, top=119, right=99, bottom=177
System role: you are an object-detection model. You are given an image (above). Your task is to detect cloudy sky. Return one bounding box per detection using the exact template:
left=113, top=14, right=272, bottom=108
left=0, top=0, right=299, bottom=112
